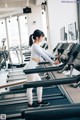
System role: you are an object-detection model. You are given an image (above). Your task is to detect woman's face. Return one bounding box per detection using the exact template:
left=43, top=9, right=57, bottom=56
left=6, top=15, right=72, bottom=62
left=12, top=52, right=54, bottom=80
left=38, top=36, right=44, bottom=42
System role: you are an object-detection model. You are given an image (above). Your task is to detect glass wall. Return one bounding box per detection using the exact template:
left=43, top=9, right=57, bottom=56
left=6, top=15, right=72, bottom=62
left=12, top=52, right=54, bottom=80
left=6, top=15, right=29, bottom=64
left=0, top=19, right=7, bottom=49
left=19, top=15, right=29, bottom=63
left=7, top=16, right=20, bottom=48
left=19, top=15, right=29, bottom=46
left=7, top=16, right=20, bottom=63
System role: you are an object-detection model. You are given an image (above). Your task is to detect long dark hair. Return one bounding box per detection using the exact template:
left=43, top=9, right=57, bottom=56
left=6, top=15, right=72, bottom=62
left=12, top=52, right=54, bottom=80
left=29, top=29, right=44, bottom=47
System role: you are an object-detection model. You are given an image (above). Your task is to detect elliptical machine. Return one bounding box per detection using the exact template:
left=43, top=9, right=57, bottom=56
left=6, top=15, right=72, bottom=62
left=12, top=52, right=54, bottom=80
left=0, top=38, right=9, bottom=70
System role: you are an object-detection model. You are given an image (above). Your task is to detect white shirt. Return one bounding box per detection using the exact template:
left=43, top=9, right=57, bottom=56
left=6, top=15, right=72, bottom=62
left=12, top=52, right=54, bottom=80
left=31, top=43, right=54, bottom=64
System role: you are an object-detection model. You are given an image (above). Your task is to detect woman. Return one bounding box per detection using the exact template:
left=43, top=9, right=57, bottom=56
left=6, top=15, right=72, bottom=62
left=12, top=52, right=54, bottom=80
left=24, top=29, right=54, bottom=107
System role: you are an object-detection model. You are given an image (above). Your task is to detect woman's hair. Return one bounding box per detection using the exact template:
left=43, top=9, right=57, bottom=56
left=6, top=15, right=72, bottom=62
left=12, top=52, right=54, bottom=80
left=29, top=29, right=44, bottom=47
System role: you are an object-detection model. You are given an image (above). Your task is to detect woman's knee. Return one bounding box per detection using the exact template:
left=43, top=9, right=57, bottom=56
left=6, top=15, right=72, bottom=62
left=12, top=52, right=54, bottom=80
left=27, top=88, right=33, bottom=93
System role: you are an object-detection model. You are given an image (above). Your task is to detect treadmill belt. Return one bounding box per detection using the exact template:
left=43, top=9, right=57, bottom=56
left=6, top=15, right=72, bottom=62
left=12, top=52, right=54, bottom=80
left=0, top=96, right=70, bottom=115
left=0, top=86, right=61, bottom=100
left=0, top=86, right=70, bottom=116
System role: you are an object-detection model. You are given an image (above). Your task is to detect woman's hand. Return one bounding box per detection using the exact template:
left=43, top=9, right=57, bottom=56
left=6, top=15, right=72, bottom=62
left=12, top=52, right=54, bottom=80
left=54, top=59, right=60, bottom=64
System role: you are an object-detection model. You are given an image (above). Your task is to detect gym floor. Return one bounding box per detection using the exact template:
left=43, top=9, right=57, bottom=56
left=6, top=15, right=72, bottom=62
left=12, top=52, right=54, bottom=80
left=53, top=71, right=80, bottom=103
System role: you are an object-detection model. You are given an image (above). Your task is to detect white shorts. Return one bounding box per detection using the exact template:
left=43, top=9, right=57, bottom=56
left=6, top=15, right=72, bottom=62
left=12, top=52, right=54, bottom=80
left=23, top=60, right=41, bottom=82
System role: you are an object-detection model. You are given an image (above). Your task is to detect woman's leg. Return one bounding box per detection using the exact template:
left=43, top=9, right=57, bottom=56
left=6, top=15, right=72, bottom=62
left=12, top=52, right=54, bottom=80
left=27, top=88, right=33, bottom=105
left=26, top=74, right=35, bottom=105
left=35, top=74, right=43, bottom=102
left=35, top=74, right=49, bottom=105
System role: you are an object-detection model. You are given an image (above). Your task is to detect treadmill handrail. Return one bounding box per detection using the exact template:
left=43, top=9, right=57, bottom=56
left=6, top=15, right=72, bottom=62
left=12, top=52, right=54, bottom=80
left=0, top=79, right=27, bottom=89
left=23, top=64, right=65, bottom=74
left=0, top=75, right=80, bottom=89
left=23, top=74, right=80, bottom=88
left=23, top=103, right=80, bottom=120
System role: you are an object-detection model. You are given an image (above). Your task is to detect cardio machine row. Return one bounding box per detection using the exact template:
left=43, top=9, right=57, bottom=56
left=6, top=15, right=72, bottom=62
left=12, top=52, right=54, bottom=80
left=0, top=42, right=80, bottom=119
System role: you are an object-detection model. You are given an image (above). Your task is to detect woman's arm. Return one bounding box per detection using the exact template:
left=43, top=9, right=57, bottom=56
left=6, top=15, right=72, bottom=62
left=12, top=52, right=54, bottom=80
left=33, top=44, right=54, bottom=64
left=41, top=47, right=54, bottom=59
